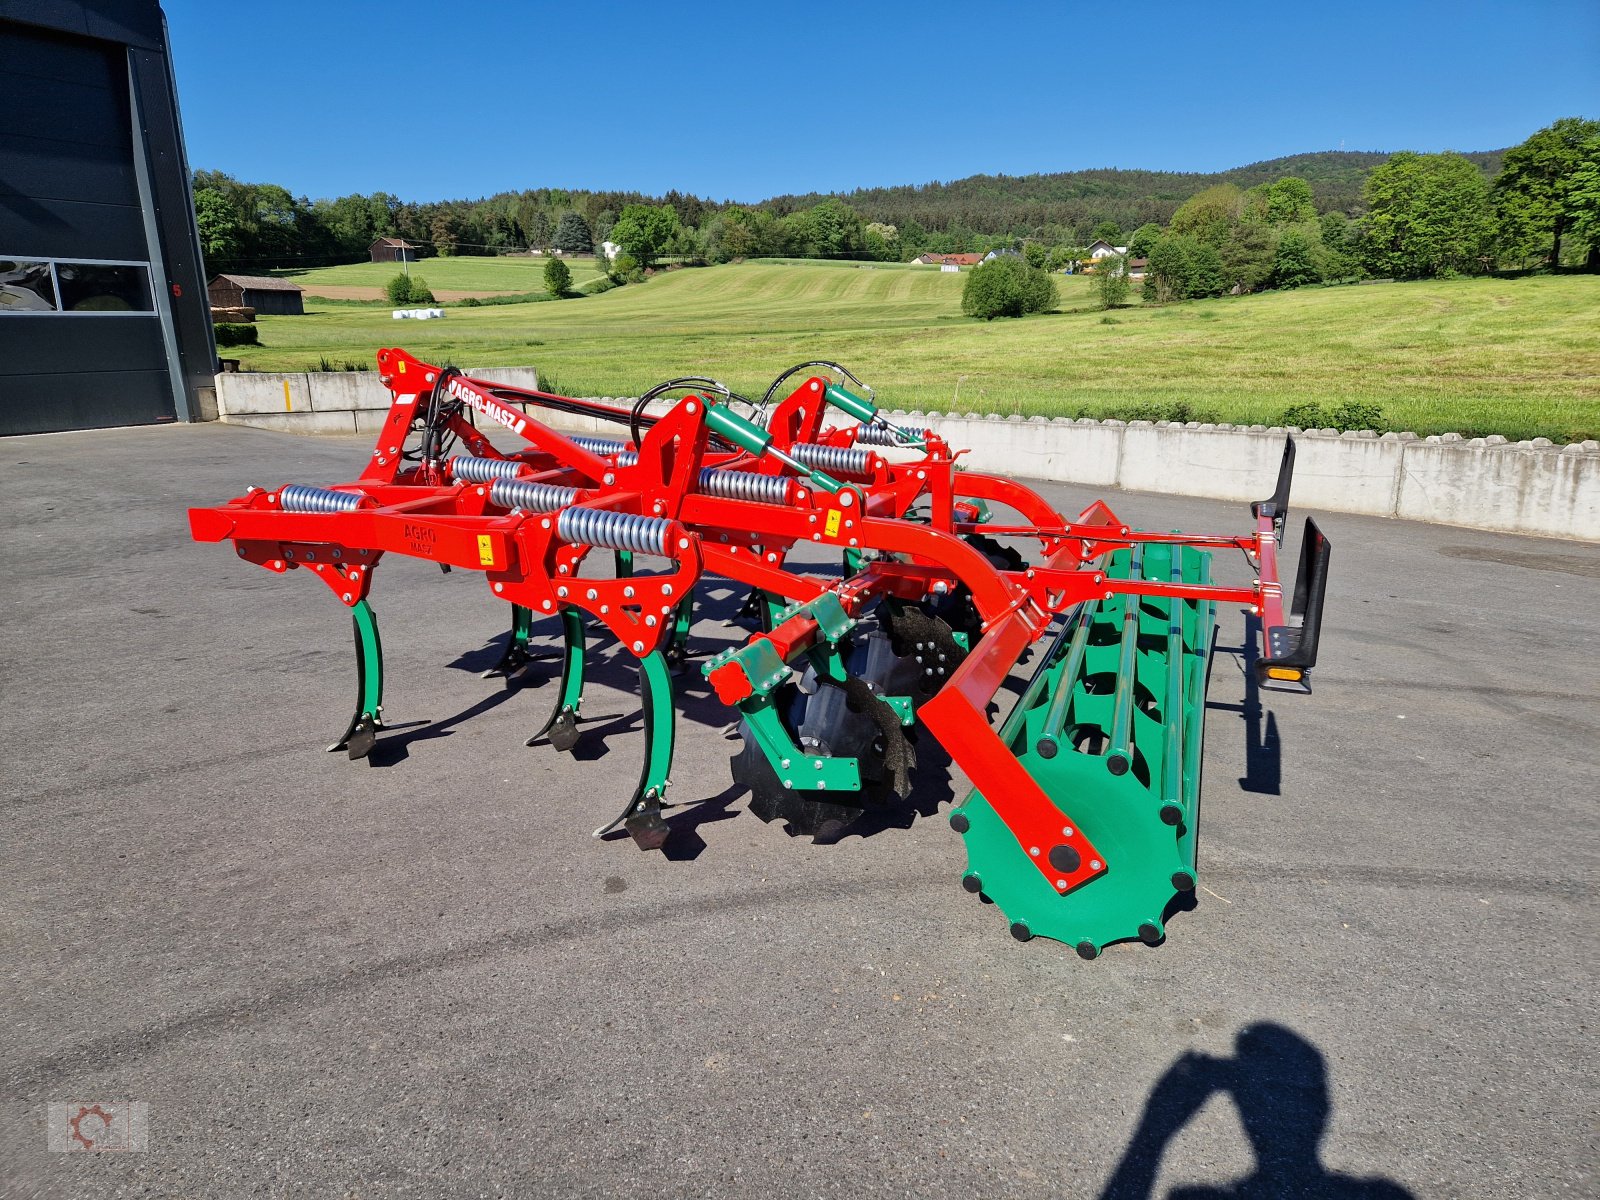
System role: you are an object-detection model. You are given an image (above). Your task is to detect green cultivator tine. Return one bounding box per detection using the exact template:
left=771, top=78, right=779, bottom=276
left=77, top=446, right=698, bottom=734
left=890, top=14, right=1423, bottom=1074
left=528, top=607, right=586, bottom=751
left=593, top=649, right=677, bottom=850
left=952, top=543, right=1216, bottom=956
left=664, top=591, right=694, bottom=671
left=483, top=603, right=535, bottom=679
left=329, top=599, right=384, bottom=760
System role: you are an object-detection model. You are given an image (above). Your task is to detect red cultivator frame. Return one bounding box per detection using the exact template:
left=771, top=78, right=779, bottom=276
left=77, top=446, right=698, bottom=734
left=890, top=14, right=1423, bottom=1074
left=190, top=350, right=1330, bottom=956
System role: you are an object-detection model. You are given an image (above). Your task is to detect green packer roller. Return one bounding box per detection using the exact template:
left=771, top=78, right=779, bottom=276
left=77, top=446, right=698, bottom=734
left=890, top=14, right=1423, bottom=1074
left=951, top=541, right=1216, bottom=959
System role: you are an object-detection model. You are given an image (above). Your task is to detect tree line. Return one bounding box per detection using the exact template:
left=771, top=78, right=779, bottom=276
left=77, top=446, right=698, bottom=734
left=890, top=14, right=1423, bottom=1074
left=1132, top=117, right=1597, bottom=303
left=191, top=119, right=1596, bottom=280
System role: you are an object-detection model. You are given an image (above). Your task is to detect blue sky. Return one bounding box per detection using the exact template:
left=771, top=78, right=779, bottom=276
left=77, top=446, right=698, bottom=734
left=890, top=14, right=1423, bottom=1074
left=165, top=0, right=1600, bottom=203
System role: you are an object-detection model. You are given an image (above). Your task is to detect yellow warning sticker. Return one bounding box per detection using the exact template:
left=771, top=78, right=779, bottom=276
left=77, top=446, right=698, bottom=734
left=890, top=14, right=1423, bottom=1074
left=477, top=535, right=495, bottom=566
left=398, top=359, right=407, bottom=373
left=824, top=510, right=842, bottom=538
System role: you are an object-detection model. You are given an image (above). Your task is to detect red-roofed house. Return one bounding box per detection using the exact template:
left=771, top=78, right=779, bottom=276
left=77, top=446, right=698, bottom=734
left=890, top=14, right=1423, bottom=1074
left=913, top=252, right=984, bottom=268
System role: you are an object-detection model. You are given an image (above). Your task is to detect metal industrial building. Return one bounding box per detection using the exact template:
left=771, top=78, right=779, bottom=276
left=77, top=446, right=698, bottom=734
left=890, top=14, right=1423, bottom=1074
left=0, top=0, right=213, bottom=436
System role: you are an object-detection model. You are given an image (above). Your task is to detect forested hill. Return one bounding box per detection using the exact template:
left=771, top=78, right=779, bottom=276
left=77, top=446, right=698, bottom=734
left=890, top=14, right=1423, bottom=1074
left=194, top=142, right=1529, bottom=274
left=775, top=149, right=1508, bottom=235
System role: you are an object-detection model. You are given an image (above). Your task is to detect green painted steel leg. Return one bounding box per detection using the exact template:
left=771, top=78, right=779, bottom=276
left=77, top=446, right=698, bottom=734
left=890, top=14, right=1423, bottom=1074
left=483, top=603, right=534, bottom=678
left=593, top=650, right=677, bottom=850
left=528, top=607, right=586, bottom=751
left=329, top=599, right=384, bottom=759
left=614, top=550, right=634, bottom=579
left=664, top=591, right=695, bottom=671
left=738, top=698, right=863, bottom=791
left=761, top=591, right=788, bottom=633
left=736, top=586, right=766, bottom=627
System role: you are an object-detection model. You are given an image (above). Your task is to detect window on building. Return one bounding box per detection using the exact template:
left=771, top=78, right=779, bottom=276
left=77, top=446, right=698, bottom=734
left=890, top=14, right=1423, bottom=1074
left=0, top=260, right=58, bottom=311
left=0, top=258, right=154, bottom=314
left=56, top=262, right=152, bottom=312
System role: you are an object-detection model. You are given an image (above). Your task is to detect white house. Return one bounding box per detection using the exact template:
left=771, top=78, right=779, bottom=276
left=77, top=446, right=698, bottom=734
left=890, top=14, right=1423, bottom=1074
left=1086, top=240, right=1129, bottom=259
left=601, top=240, right=622, bottom=261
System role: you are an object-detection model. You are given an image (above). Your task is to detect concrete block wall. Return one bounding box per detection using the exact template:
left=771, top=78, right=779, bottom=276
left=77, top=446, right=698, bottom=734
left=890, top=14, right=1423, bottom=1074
left=215, top=367, right=547, bottom=435
left=212, top=371, right=1600, bottom=542
left=885, top=412, right=1599, bottom=541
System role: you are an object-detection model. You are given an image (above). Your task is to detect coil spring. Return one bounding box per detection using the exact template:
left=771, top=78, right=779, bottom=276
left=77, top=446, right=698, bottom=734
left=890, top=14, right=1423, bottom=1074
left=279, top=484, right=364, bottom=514
left=854, top=423, right=928, bottom=448
left=792, top=442, right=874, bottom=478
left=697, top=467, right=790, bottom=505
left=489, top=478, right=580, bottom=513
left=568, top=435, right=637, bottom=468
left=571, top=435, right=628, bottom=456
left=557, top=505, right=672, bottom=556
left=451, top=454, right=524, bottom=483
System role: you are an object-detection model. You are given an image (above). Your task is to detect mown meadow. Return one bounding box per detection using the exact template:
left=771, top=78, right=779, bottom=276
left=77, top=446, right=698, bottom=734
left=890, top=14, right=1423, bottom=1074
left=231, top=260, right=1600, bottom=441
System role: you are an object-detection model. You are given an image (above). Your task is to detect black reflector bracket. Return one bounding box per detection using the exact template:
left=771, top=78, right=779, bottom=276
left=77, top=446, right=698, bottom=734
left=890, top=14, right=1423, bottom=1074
left=1256, top=517, right=1331, bottom=694
left=1252, top=436, right=1296, bottom=544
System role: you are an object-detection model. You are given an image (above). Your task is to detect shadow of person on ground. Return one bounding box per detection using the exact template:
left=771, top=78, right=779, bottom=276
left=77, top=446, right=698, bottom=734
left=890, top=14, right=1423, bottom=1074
left=1100, top=1023, right=1414, bottom=1199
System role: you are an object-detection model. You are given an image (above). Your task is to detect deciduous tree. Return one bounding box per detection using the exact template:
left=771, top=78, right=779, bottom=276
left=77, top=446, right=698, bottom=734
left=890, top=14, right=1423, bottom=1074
left=1272, top=229, right=1321, bottom=288
left=801, top=199, right=866, bottom=259
left=1246, top=176, right=1317, bottom=225
left=1093, top=254, right=1130, bottom=308
left=1127, top=223, right=1163, bottom=260
left=1169, top=185, right=1244, bottom=248
left=1145, top=236, right=1190, bottom=303
left=1091, top=219, right=1123, bottom=244
left=194, top=187, right=245, bottom=265
left=960, top=257, right=1057, bottom=320
left=1494, top=117, right=1600, bottom=269
left=1218, top=222, right=1274, bottom=292
left=1363, top=151, right=1493, bottom=277
left=864, top=221, right=899, bottom=261
left=1566, top=136, right=1600, bottom=265
left=610, top=203, right=679, bottom=268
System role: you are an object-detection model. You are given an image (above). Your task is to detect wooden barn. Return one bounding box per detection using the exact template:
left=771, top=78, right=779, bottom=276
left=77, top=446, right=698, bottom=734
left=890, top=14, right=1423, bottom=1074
left=369, top=237, right=421, bottom=263
left=207, top=274, right=304, bottom=315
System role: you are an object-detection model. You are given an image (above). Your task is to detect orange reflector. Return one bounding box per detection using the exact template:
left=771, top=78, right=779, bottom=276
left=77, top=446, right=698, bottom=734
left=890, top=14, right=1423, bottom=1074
left=1265, top=667, right=1303, bottom=681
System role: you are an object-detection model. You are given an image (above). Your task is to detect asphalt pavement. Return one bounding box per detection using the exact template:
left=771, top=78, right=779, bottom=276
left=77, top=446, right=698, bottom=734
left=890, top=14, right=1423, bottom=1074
left=2, top=422, right=1595, bottom=1198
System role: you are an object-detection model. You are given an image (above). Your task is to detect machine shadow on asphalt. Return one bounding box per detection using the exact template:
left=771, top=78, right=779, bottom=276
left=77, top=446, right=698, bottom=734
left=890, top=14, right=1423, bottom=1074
left=1099, top=1023, right=1416, bottom=1199
left=1209, top=612, right=1282, bottom=797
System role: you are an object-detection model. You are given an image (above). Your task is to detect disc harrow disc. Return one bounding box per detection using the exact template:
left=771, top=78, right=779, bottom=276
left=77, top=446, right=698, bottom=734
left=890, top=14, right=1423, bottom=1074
left=730, top=656, right=912, bottom=841
left=881, top=605, right=966, bottom=702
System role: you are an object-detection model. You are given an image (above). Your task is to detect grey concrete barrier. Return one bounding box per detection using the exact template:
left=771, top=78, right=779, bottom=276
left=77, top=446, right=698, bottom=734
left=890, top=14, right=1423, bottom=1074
left=888, top=412, right=1597, bottom=541
left=213, top=371, right=1600, bottom=541
left=1395, top=435, right=1600, bottom=538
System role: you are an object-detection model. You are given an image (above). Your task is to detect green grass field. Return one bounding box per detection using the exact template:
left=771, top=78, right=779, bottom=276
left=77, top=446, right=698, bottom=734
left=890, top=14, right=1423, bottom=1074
left=230, top=260, right=1600, bottom=440
left=277, top=255, right=606, bottom=297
